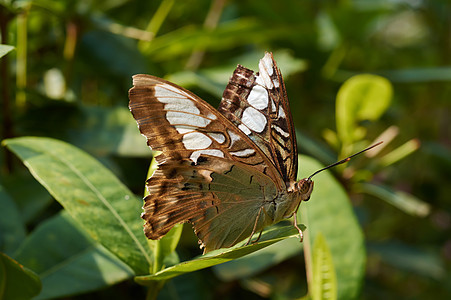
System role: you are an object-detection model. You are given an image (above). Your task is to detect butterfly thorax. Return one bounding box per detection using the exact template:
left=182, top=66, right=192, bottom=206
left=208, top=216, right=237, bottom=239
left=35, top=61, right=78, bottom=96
left=271, top=178, right=314, bottom=223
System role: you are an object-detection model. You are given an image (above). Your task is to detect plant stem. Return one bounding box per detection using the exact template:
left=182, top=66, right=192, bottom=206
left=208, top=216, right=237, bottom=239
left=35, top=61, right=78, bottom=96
left=0, top=6, right=14, bottom=173
left=16, top=6, right=29, bottom=108
left=138, top=0, right=174, bottom=52
left=185, top=0, right=226, bottom=70
left=145, top=281, right=165, bottom=300
left=301, top=207, right=313, bottom=293
left=63, top=19, right=79, bottom=89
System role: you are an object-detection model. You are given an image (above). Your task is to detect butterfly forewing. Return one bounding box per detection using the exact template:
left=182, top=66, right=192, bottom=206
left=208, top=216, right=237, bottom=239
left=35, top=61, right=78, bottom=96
left=129, top=71, right=289, bottom=252
left=218, top=53, right=298, bottom=186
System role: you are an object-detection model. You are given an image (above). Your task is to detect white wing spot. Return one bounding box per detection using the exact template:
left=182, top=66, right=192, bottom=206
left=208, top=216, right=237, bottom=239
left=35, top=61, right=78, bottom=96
left=271, top=100, right=277, bottom=112
left=242, top=107, right=267, bottom=133
left=255, top=75, right=265, bottom=87
left=247, top=85, right=268, bottom=110
left=230, top=148, right=255, bottom=157
left=154, top=84, right=191, bottom=99
left=166, top=111, right=211, bottom=127
left=278, top=105, right=286, bottom=118
left=176, top=127, right=193, bottom=135
left=207, top=132, right=226, bottom=144
left=163, top=100, right=199, bottom=115
left=262, top=53, right=274, bottom=76
left=154, top=85, right=214, bottom=127
left=238, top=124, right=252, bottom=135
left=228, top=130, right=241, bottom=146
left=207, top=113, right=217, bottom=120
left=182, top=132, right=212, bottom=150
left=190, top=149, right=224, bottom=163
left=258, top=58, right=274, bottom=89
left=272, top=124, right=290, bottom=138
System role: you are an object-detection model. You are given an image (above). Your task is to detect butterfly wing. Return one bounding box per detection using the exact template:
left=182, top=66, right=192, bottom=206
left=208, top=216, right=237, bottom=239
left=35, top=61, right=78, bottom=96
left=219, top=52, right=298, bottom=186
left=129, top=74, right=286, bottom=252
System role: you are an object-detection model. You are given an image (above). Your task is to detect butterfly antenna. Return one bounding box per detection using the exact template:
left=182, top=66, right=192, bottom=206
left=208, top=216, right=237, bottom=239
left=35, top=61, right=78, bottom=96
left=307, top=141, right=383, bottom=181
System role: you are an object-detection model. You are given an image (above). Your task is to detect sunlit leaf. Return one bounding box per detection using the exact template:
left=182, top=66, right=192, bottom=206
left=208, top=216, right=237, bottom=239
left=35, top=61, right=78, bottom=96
left=4, top=137, right=152, bottom=275
left=336, top=74, right=392, bottom=145
left=135, top=225, right=299, bottom=284
left=212, top=228, right=301, bottom=281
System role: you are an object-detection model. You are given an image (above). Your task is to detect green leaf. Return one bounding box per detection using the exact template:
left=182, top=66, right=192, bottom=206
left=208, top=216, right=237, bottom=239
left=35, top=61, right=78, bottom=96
left=311, top=232, right=337, bottom=300
left=14, top=211, right=134, bottom=299
left=0, top=252, right=41, bottom=300
left=135, top=225, right=299, bottom=284
left=0, top=44, right=14, bottom=58
left=153, top=224, right=183, bottom=271
left=4, top=137, right=152, bottom=275
left=300, top=156, right=365, bottom=300
left=336, top=74, right=392, bottom=145
left=0, top=186, right=26, bottom=255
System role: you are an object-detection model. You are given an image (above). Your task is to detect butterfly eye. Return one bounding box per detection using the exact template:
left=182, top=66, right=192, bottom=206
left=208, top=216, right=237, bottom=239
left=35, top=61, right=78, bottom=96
left=301, top=180, right=311, bottom=193
left=296, top=179, right=313, bottom=201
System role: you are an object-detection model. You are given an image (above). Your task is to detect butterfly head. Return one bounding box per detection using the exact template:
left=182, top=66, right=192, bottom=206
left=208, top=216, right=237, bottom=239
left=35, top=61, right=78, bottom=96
left=296, top=178, right=314, bottom=201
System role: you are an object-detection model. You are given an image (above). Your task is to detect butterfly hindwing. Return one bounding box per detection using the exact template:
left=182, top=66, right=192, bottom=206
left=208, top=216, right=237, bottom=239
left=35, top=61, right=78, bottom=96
left=218, top=53, right=298, bottom=186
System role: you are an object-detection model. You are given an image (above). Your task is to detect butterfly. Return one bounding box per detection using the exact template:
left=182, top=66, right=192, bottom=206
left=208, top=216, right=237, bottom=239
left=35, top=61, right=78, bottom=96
left=129, top=52, right=379, bottom=253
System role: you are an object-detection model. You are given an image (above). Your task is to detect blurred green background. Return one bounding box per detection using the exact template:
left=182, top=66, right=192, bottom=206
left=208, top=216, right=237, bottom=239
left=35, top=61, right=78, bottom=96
left=1, top=0, right=450, bottom=299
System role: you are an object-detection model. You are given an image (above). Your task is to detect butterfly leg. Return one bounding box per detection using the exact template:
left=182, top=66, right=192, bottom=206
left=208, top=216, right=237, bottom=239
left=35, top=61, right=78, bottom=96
left=292, top=212, right=304, bottom=242
left=245, top=206, right=264, bottom=246
left=254, top=229, right=263, bottom=243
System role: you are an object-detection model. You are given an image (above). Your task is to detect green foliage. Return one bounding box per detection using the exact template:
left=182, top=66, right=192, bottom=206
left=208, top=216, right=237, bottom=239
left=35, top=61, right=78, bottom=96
left=0, top=0, right=449, bottom=299
left=3, top=137, right=305, bottom=298
left=136, top=225, right=301, bottom=284
left=14, top=211, right=134, bottom=299
left=4, top=137, right=152, bottom=275
left=335, top=74, right=392, bottom=147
